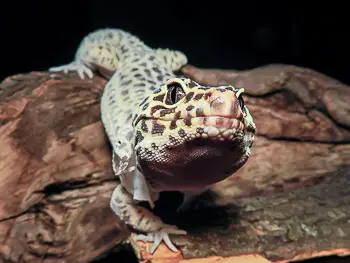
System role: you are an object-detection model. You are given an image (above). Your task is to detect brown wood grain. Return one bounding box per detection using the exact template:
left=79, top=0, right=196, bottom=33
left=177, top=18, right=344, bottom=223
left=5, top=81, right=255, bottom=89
left=0, top=65, right=349, bottom=262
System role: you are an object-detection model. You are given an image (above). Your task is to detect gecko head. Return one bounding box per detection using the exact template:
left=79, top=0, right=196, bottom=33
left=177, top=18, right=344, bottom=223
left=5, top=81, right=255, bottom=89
left=133, top=77, right=256, bottom=191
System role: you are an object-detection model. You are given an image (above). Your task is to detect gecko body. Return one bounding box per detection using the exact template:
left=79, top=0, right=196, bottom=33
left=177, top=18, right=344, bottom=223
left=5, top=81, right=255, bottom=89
left=49, top=28, right=256, bottom=254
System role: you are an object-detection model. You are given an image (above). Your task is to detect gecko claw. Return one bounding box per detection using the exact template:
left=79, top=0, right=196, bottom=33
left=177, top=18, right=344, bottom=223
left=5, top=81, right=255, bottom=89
left=49, top=61, right=93, bottom=79
left=136, top=227, right=187, bottom=254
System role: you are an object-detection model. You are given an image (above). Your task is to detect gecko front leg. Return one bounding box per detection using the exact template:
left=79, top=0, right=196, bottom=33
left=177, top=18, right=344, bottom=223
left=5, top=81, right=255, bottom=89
left=110, top=184, right=186, bottom=254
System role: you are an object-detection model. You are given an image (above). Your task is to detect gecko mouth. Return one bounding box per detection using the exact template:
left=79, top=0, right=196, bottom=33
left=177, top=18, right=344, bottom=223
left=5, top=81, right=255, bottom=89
left=138, top=116, right=255, bottom=134
left=186, top=116, right=244, bottom=129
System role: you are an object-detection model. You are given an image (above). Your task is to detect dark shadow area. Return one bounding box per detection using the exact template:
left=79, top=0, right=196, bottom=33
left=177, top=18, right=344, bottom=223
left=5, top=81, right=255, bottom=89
left=91, top=244, right=139, bottom=263
left=149, top=190, right=240, bottom=233
left=295, top=256, right=350, bottom=263
left=1, top=1, right=350, bottom=85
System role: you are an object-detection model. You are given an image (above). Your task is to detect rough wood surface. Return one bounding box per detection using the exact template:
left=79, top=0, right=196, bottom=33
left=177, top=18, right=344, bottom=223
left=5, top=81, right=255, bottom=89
left=0, top=64, right=349, bottom=263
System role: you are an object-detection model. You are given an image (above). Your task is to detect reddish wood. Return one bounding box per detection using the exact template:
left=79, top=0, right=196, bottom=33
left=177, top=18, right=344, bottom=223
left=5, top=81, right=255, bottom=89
left=0, top=65, right=349, bottom=263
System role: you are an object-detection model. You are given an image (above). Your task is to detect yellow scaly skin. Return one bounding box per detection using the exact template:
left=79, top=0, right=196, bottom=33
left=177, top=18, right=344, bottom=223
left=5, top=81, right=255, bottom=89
left=49, top=28, right=256, bottom=254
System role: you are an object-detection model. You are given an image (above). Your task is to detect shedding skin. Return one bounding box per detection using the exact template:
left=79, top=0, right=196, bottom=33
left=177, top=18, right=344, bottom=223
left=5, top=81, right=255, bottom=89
left=48, top=28, right=256, bottom=254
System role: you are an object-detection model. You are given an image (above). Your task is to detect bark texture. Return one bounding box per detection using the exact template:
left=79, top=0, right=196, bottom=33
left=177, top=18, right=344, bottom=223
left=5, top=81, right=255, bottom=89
left=0, top=64, right=349, bottom=263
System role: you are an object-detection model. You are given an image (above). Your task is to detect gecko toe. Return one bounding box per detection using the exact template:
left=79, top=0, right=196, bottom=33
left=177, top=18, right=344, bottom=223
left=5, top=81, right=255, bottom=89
left=162, top=232, right=178, bottom=253
left=150, top=233, right=163, bottom=254
left=135, top=227, right=186, bottom=254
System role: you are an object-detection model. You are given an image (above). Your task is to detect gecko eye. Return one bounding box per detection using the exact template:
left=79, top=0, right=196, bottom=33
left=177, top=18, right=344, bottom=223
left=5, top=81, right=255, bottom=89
left=165, top=82, right=185, bottom=105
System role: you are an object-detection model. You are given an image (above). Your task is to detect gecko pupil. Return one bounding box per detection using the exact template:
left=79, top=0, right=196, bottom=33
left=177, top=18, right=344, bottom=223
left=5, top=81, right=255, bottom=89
left=166, top=83, right=185, bottom=105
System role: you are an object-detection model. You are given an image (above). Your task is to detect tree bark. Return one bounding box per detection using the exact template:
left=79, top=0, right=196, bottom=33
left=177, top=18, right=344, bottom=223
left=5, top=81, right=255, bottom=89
left=0, top=65, right=349, bottom=263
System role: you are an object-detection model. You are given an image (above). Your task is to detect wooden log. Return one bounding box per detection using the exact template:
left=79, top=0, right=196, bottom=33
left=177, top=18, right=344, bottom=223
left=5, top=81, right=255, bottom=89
left=0, top=64, right=349, bottom=263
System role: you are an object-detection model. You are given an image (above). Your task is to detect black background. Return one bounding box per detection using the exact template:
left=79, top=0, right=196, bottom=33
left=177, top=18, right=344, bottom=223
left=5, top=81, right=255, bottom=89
left=1, top=1, right=349, bottom=84
left=1, top=2, right=350, bottom=262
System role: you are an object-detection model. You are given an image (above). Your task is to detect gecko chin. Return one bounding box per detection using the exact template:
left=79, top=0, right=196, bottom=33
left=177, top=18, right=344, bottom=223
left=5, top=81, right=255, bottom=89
left=137, top=136, right=253, bottom=192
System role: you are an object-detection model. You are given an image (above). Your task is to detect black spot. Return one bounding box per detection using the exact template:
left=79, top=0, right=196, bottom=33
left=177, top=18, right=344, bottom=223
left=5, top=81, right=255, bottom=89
left=217, top=88, right=226, bottom=92
left=139, top=62, right=147, bottom=67
left=152, top=67, right=162, bottom=74
left=135, top=131, right=144, bottom=145
left=134, top=83, right=146, bottom=87
left=178, top=129, right=186, bottom=137
left=141, top=120, right=148, bottom=132
left=121, top=90, right=129, bottom=96
left=144, top=69, right=152, bottom=78
left=149, top=56, right=155, bottom=61
left=170, top=120, right=177, bottom=130
left=142, top=103, right=149, bottom=111
left=121, top=80, right=132, bottom=86
left=135, top=73, right=142, bottom=78
left=131, top=68, right=138, bottom=72
left=169, top=135, right=177, bottom=144
left=188, top=81, right=197, bottom=89
left=132, top=114, right=138, bottom=124
left=196, top=128, right=204, bottom=134
left=174, top=111, right=181, bottom=120
left=120, top=46, right=128, bottom=53
left=204, top=92, right=212, bottom=100
left=184, top=115, right=191, bottom=126
left=194, top=94, right=203, bottom=101
left=150, top=105, right=167, bottom=114
left=196, top=108, right=204, bottom=117
left=153, top=88, right=161, bottom=94
left=139, top=97, right=148, bottom=106
left=185, top=92, right=194, bottom=103
left=160, top=108, right=175, bottom=117
left=199, top=87, right=210, bottom=90
left=186, top=105, right=194, bottom=111
left=156, top=75, right=163, bottom=82
left=151, top=143, right=158, bottom=150
left=152, top=122, right=166, bottom=135
left=153, top=94, right=165, bottom=102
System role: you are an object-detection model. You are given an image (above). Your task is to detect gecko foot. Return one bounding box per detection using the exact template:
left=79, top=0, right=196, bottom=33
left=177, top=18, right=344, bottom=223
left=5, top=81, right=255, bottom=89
left=49, top=61, right=93, bottom=79
left=135, top=226, right=187, bottom=254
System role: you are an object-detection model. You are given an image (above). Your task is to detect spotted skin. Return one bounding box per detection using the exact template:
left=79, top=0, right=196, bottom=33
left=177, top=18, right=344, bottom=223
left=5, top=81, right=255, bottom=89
left=48, top=28, right=256, bottom=254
